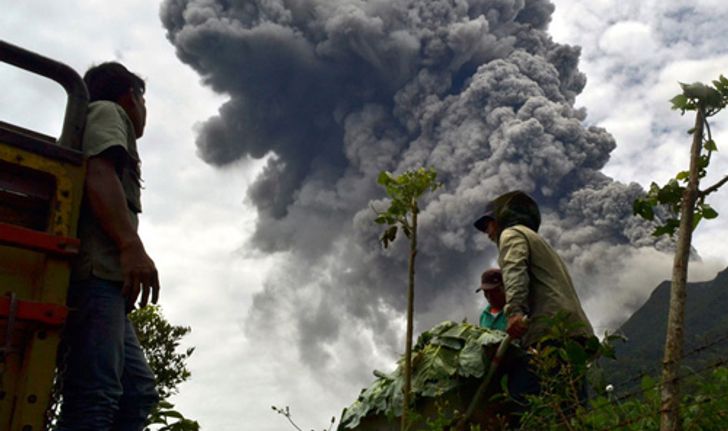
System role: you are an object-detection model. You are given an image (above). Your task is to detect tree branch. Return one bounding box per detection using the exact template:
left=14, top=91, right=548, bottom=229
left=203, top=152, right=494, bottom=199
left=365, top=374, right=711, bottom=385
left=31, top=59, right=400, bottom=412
left=699, top=174, right=728, bottom=198
left=272, top=406, right=305, bottom=431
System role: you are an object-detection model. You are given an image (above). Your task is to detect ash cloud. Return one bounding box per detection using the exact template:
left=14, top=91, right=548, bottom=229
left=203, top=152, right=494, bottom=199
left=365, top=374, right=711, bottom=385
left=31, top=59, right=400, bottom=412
left=161, top=0, right=679, bottom=377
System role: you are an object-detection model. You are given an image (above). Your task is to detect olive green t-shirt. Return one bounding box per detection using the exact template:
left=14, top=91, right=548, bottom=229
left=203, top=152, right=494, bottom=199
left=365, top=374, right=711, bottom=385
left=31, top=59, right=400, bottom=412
left=71, top=101, right=142, bottom=282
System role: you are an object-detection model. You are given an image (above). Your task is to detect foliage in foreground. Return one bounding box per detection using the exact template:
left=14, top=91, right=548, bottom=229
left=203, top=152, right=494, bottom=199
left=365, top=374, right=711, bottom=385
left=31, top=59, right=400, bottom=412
left=45, top=305, right=198, bottom=430
left=633, top=76, right=728, bottom=238
left=373, top=167, right=441, bottom=429
left=491, top=316, right=728, bottom=431
left=130, top=305, right=199, bottom=431
left=384, top=367, right=728, bottom=431
left=501, top=314, right=728, bottom=431
left=330, top=313, right=728, bottom=431
left=632, top=75, right=728, bottom=429
left=578, top=369, right=728, bottom=431
left=338, top=321, right=506, bottom=429
left=339, top=321, right=505, bottom=429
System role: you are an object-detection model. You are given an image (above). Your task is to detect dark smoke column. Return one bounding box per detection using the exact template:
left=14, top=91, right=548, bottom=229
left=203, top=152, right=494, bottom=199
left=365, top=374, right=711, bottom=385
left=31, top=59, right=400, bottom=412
left=160, top=0, right=659, bottom=378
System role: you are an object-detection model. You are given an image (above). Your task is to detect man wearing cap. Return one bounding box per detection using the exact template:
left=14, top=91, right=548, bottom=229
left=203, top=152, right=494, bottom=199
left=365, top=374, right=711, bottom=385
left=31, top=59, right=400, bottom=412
left=476, top=268, right=507, bottom=332
left=473, top=190, right=592, bottom=346
left=473, top=190, right=593, bottom=410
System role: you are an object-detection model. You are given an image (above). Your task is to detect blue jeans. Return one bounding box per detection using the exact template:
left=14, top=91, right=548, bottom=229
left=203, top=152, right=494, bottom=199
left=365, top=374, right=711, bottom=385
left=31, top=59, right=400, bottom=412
left=56, top=277, right=159, bottom=431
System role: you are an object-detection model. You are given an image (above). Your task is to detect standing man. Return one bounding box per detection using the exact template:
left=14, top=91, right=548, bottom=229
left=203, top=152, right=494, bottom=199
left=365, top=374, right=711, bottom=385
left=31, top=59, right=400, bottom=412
left=476, top=268, right=507, bottom=332
left=57, top=62, right=160, bottom=431
left=473, top=191, right=593, bottom=404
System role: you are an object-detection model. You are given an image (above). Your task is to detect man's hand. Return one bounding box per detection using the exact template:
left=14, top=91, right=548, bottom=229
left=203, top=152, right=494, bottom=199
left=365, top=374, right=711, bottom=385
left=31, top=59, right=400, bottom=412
left=120, top=239, right=159, bottom=309
left=506, top=313, right=528, bottom=339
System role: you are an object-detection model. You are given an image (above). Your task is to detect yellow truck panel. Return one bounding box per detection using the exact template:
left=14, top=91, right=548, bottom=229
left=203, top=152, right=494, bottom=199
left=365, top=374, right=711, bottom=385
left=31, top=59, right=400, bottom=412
left=1, top=40, right=88, bottom=431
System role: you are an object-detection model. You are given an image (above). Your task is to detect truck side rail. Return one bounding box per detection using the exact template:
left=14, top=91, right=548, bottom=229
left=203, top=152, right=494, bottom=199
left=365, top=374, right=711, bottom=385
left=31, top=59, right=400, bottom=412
left=0, top=39, right=88, bottom=149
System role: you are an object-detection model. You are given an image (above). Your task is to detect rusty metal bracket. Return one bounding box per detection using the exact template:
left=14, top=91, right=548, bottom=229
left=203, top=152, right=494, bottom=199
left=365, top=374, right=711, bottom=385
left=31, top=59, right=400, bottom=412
left=0, top=222, right=80, bottom=256
left=0, top=295, right=68, bottom=327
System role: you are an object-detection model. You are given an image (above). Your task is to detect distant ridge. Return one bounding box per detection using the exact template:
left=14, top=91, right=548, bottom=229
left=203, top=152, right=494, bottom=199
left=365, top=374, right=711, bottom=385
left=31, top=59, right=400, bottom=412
left=604, top=266, right=728, bottom=391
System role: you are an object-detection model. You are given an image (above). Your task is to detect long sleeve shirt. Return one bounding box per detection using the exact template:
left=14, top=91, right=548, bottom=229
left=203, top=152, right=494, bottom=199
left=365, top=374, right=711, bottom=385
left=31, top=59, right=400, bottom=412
left=498, top=225, right=594, bottom=347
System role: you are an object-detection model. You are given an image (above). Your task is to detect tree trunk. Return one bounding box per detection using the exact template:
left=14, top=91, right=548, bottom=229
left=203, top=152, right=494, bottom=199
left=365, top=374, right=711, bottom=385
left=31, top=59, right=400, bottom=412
left=401, top=203, right=418, bottom=431
left=660, top=108, right=704, bottom=431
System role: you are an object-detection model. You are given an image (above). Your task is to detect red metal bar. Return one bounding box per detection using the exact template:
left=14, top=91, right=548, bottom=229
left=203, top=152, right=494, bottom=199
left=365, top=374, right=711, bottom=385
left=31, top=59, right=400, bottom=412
left=0, top=222, right=79, bottom=256
left=0, top=296, right=68, bottom=326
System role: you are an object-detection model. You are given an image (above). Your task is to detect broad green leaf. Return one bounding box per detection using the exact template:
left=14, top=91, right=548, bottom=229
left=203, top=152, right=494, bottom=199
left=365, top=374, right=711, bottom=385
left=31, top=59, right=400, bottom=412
left=380, top=225, right=398, bottom=248
left=585, top=335, right=601, bottom=354
left=458, top=338, right=486, bottom=378
left=338, top=321, right=512, bottom=428
left=476, top=330, right=506, bottom=346
left=681, top=82, right=714, bottom=99
left=670, top=94, right=688, bottom=111
left=160, top=410, right=185, bottom=420
left=441, top=323, right=473, bottom=340
left=402, top=224, right=412, bottom=239
left=431, top=336, right=464, bottom=350
left=648, top=182, right=661, bottom=196
left=704, top=139, right=718, bottom=152
left=702, top=204, right=719, bottom=219
left=698, top=154, right=710, bottom=169
left=653, top=224, right=675, bottom=238
left=676, top=171, right=689, bottom=181
left=692, top=213, right=703, bottom=230
left=564, top=340, right=588, bottom=367
left=704, top=88, right=724, bottom=109
left=633, top=199, right=654, bottom=221
left=656, top=179, right=684, bottom=205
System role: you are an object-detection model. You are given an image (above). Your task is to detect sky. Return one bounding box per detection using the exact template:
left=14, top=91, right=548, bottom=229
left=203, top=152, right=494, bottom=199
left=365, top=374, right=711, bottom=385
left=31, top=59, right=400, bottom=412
left=2, top=1, right=728, bottom=430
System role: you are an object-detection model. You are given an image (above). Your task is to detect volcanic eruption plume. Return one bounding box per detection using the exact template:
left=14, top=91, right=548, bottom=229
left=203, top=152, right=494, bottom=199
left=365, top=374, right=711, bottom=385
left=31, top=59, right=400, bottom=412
left=161, top=0, right=681, bottom=382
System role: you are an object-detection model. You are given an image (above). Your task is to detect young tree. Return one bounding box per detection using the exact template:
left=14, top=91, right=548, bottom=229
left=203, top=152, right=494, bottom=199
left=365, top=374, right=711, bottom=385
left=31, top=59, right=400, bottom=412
left=373, top=167, right=440, bottom=430
left=633, top=76, right=728, bottom=431
left=129, top=305, right=199, bottom=431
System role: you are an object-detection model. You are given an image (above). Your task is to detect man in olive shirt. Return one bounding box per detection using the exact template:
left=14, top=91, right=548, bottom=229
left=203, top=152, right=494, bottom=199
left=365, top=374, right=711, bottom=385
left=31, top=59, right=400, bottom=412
left=57, top=62, right=159, bottom=431
left=473, top=190, right=593, bottom=345
left=473, top=191, right=593, bottom=410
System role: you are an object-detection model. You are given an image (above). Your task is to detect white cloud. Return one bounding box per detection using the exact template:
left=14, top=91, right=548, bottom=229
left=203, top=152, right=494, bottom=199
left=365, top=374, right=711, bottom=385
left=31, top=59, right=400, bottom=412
left=551, top=0, right=728, bottom=266
left=653, top=55, right=728, bottom=107
left=598, top=21, right=657, bottom=61
left=582, top=247, right=726, bottom=335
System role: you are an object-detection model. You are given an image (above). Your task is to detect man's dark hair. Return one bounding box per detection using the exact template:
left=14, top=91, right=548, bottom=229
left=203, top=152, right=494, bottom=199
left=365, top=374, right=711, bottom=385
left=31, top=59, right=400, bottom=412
left=84, top=62, right=145, bottom=103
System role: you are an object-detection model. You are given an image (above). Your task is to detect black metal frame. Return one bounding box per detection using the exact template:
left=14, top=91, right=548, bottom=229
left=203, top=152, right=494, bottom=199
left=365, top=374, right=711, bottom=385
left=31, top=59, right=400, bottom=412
left=0, top=40, right=89, bottom=150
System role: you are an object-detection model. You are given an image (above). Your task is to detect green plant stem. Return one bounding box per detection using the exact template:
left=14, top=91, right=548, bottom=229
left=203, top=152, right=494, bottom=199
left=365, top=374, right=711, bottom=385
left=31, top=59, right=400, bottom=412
left=402, top=200, right=418, bottom=431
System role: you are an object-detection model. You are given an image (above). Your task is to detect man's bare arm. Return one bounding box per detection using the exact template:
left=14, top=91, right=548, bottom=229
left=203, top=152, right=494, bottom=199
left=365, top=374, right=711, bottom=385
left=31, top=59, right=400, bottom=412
left=85, top=151, right=159, bottom=307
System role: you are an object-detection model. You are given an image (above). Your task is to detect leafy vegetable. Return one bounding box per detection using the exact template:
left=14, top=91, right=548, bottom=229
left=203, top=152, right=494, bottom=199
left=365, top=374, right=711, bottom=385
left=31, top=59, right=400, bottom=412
left=338, top=321, right=507, bottom=429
